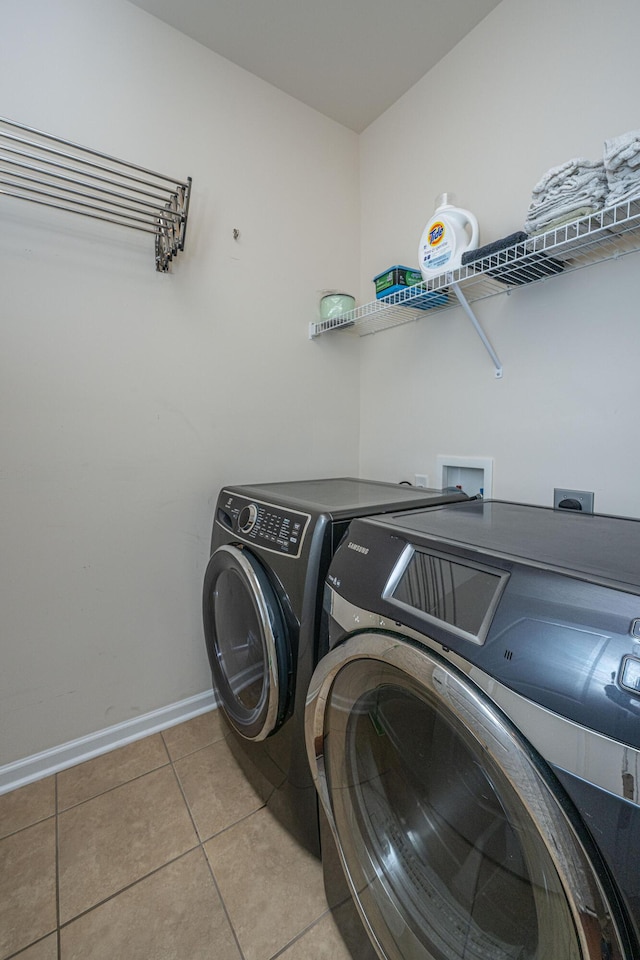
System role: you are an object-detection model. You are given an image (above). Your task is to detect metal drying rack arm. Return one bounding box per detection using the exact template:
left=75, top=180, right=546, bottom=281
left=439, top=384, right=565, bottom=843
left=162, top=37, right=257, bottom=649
left=0, top=116, right=191, bottom=272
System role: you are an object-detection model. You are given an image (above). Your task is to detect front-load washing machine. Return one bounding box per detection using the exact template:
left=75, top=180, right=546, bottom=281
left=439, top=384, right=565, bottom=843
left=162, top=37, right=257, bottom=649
left=306, top=499, right=640, bottom=958
left=202, top=478, right=467, bottom=857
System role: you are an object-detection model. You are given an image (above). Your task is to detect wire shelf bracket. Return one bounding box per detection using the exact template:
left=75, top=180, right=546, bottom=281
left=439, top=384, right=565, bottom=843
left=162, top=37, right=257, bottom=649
left=309, top=197, right=640, bottom=378
left=0, top=116, right=192, bottom=272
left=450, top=281, right=503, bottom=378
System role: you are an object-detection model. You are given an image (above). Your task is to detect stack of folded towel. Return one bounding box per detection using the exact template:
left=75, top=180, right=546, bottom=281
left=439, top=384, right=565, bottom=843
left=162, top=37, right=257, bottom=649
left=604, top=129, right=640, bottom=205
left=524, top=157, right=608, bottom=234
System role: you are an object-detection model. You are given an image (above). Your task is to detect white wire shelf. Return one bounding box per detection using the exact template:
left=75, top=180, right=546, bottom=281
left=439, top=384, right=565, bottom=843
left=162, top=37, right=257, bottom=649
left=309, top=197, right=640, bottom=342
left=0, top=116, right=192, bottom=272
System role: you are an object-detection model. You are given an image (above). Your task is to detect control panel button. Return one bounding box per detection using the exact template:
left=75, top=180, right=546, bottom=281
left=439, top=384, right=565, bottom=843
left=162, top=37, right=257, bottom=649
left=238, top=503, right=258, bottom=533
left=620, top=655, right=640, bottom=695
left=630, top=619, right=640, bottom=639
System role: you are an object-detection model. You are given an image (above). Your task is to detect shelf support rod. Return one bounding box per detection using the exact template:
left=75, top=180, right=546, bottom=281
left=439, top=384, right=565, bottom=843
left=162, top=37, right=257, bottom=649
left=450, top=281, right=503, bottom=379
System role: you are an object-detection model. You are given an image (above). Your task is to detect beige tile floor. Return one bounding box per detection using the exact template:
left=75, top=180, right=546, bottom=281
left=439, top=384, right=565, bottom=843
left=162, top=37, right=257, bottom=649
left=0, top=710, right=358, bottom=960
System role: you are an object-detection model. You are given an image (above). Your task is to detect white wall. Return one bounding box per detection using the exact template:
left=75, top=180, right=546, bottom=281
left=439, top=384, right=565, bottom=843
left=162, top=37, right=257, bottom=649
left=358, top=0, right=640, bottom=517
left=0, top=0, right=360, bottom=764
left=5, top=0, right=640, bottom=769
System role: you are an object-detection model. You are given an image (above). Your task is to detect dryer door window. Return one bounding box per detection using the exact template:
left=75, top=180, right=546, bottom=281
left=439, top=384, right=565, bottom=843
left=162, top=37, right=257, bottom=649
left=307, top=634, right=630, bottom=960
left=203, top=544, right=290, bottom=741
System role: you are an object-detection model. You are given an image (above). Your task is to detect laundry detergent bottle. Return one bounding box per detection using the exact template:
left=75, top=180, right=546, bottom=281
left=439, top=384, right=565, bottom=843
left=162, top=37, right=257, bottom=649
left=418, top=193, right=479, bottom=279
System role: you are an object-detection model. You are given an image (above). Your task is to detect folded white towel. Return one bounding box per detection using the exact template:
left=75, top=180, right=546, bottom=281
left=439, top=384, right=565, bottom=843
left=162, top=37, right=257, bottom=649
left=531, top=157, right=604, bottom=195
left=525, top=155, right=609, bottom=234
left=524, top=134, right=640, bottom=234
left=602, top=130, right=640, bottom=210
left=528, top=205, right=601, bottom=236
left=607, top=170, right=640, bottom=191
left=533, top=172, right=605, bottom=201
left=605, top=180, right=640, bottom=206
left=604, top=130, right=640, bottom=172
left=525, top=201, right=604, bottom=234
left=528, top=185, right=607, bottom=217
left=525, top=160, right=607, bottom=233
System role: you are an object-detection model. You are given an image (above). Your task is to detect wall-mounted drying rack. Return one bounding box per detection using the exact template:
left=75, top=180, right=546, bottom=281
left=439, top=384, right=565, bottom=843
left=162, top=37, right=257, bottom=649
left=0, top=116, right=191, bottom=272
left=309, top=196, right=640, bottom=378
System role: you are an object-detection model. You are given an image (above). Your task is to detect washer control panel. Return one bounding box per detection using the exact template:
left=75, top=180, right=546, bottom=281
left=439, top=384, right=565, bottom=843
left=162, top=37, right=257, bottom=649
left=216, top=492, right=311, bottom=557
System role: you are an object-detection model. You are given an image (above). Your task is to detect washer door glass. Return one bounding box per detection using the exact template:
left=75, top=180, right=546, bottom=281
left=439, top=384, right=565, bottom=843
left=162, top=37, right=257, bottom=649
left=203, top=544, right=290, bottom=741
left=316, top=638, right=627, bottom=960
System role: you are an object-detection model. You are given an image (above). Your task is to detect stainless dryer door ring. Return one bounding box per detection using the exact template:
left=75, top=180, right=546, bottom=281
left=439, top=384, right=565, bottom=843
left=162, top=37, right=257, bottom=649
left=306, top=633, right=632, bottom=960
left=203, top=544, right=290, bottom=741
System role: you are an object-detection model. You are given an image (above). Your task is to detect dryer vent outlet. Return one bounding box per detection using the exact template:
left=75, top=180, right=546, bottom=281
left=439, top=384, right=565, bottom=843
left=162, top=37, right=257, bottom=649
left=553, top=488, right=595, bottom=513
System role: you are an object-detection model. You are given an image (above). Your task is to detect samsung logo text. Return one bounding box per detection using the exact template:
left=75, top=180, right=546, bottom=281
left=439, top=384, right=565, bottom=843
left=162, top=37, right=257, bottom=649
left=347, top=542, right=369, bottom=555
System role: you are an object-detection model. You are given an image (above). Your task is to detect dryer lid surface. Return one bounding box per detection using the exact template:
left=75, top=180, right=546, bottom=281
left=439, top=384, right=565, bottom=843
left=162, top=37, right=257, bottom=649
left=379, top=499, right=640, bottom=592
left=231, top=477, right=467, bottom=519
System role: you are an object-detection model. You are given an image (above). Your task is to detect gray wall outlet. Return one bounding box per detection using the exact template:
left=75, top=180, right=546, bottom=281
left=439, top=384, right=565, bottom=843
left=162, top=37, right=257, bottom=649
left=553, top=488, right=595, bottom=513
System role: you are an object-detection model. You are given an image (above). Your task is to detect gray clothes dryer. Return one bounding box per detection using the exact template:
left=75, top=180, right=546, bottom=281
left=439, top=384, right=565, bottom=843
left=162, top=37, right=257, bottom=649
left=307, top=499, right=640, bottom=958
left=202, top=477, right=467, bottom=857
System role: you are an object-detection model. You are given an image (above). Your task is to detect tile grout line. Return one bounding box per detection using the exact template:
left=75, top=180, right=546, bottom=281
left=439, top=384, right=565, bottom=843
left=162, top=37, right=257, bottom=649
left=52, top=732, right=261, bottom=942
left=268, top=904, right=335, bottom=960
left=6, top=719, right=331, bottom=960
left=0, top=811, right=56, bottom=843
left=0, top=726, right=223, bottom=830
left=163, top=727, right=336, bottom=960
left=53, top=743, right=200, bottom=940
left=55, top=844, right=203, bottom=932
left=163, top=729, right=250, bottom=960
left=4, top=932, right=57, bottom=960
left=56, top=757, right=172, bottom=814
left=198, top=835, right=248, bottom=960
left=53, top=743, right=201, bottom=932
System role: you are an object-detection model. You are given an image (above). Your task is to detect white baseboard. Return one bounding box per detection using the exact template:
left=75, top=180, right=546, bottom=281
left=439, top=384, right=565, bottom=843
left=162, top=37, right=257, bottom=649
left=0, top=690, right=218, bottom=796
